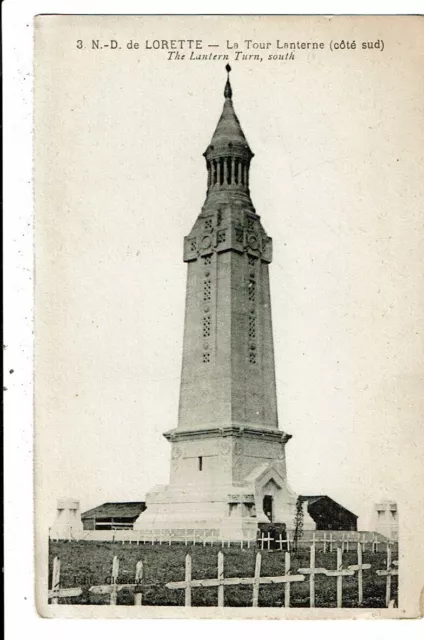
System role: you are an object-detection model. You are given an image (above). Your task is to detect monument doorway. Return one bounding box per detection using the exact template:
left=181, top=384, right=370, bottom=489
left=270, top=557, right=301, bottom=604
left=263, top=495, right=273, bottom=522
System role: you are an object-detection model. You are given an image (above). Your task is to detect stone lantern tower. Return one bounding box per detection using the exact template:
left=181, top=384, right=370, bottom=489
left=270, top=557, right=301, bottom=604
left=135, top=67, right=314, bottom=538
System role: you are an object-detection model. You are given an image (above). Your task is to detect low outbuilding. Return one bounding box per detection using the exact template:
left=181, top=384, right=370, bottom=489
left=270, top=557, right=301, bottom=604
left=300, top=495, right=358, bottom=531
left=81, top=502, right=146, bottom=530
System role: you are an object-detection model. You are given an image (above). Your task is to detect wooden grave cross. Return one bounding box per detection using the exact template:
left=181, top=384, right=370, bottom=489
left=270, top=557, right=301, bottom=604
left=133, top=561, right=144, bottom=605
left=166, top=551, right=230, bottom=606
left=48, top=557, right=83, bottom=603
left=376, top=545, right=398, bottom=607
left=89, top=556, right=145, bottom=605
left=166, top=551, right=305, bottom=607
left=252, top=552, right=261, bottom=606
left=260, top=532, right=273, bottom=551
left=347, top=542, right=371, bottom=605
left=324, top=547, right=355, bottom=608
left=341, top=533, right=349, bottom=553
left=250, top=552, right=305, bottom=608
left=244, top=532, right=252, bottom=549
left=281, top=551, right=301, bottom=608
left=372, top=535, right=378, bottom=553
left=203, top=531, right=213, bottom=548
left=89, top=555, right=120, bottom=604
left=298, top=543, right=329, bottom=607
left=276, top=534, right=288, bottom=551
left=346, top=534, right=350, bottom=552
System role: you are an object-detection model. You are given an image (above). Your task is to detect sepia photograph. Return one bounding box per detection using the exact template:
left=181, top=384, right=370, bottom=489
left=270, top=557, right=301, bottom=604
left=33, top=14, right=424, bottom=619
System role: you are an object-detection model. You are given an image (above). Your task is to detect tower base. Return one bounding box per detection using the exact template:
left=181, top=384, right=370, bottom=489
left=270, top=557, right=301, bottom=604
left=134, top=461, right=315, bottom=540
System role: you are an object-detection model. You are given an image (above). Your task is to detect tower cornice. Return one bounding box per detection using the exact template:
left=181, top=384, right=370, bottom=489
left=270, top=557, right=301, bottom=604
left=164, top=425, right=292, bottom=445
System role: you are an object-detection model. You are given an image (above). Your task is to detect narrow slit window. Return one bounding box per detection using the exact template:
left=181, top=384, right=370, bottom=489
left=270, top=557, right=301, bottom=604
left=198, top=456, right=203, bottom=471
left=213, top=160, right=217, bottom=184
left=207, top=161, right=211, bottom=187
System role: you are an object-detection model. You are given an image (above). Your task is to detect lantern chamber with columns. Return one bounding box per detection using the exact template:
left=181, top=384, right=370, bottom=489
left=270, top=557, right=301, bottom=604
left=135, top=69, right=314, bottom=538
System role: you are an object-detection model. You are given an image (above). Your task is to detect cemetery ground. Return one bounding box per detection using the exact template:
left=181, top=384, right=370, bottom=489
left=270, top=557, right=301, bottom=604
left=49, top=540, right=397, bottom=608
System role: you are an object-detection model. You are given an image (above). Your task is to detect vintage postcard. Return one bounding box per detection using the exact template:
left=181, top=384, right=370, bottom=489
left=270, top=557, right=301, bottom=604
left=34, top=14, right=424, bottom=619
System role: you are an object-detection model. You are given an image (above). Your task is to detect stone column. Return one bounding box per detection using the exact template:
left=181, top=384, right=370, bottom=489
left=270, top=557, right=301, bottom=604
left=231, top=157, right=236, bottom=185
left=239, top=161, right=243, bottom=185
left=207, top=161, right=211, bottom=188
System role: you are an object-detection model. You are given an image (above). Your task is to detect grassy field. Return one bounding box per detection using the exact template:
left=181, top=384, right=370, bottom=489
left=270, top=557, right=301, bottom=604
left=49, top=540, right=397, bottom=608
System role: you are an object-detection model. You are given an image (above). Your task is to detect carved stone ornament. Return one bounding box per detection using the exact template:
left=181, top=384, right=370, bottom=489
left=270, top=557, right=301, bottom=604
left=248, top=234, right=259, bottom=250
left=234, top=440, right=243, bottom=455
left=201, top=235, right=212, bottom=250
left=220, top=438, right=231, bottom=455
left=172, top=446, right=182, bottom=459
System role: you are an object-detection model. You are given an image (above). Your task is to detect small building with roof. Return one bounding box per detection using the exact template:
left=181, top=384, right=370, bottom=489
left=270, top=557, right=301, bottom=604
left=81, top=502, right=146, bottom=530
left=300, top=495, right=358, bottom=531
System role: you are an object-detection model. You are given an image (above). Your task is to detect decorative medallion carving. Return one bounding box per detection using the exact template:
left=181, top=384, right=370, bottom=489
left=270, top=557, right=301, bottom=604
left=172, top=446, right=182, bottom=459
left=201, top=235, right=212, bottom=250
left=277, top=446, right=285, bottom=460
left=220, top=438, right=231, bottom=455
left=248, top=234, right=259, bottom=250
left=234, top=440, right=243, bottom=455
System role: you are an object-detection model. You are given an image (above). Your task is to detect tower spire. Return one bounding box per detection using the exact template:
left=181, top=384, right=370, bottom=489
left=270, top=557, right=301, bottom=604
left=203, top=66, right=253, bottom=202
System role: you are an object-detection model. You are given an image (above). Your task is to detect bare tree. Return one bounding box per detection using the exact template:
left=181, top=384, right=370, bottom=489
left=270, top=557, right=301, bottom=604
left=293, top=496, right=305, bottom=554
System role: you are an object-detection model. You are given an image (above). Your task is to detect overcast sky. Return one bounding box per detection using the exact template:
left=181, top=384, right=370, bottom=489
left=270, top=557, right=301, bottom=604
left=35, top=15, right=424, bottom=532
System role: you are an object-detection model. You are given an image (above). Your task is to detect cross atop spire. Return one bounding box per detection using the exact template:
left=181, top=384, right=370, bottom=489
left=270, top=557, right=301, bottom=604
left=224, top=64, right=232, bottom=99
